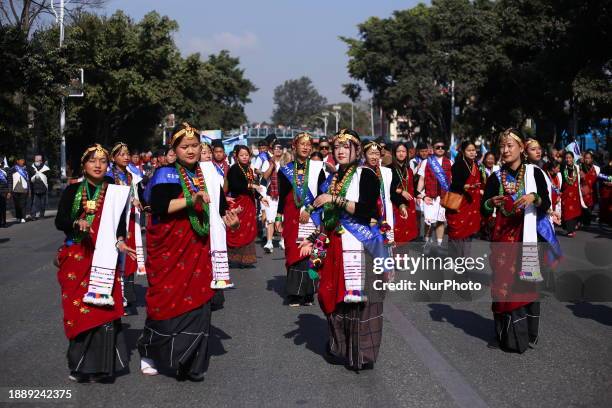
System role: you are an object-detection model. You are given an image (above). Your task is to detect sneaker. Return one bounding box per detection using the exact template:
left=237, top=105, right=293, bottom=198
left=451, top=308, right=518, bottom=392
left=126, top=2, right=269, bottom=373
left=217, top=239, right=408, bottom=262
left=279, top=239, right=285, bottom=250
left=264, top=241, right=273, bottom=254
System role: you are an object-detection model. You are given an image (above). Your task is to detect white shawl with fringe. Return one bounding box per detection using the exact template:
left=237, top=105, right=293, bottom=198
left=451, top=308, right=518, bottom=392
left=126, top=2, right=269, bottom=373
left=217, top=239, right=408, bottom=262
left=83, top=184, right=131, bottom=306
left=200, top=161, right=233, bottom=289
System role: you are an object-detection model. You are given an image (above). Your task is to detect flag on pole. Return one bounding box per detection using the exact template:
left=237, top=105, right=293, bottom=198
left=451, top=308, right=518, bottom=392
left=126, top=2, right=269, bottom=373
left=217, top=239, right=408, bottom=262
left=449, top=134, right=458, bottom=161
left=565, top=141, right=581, bottom=161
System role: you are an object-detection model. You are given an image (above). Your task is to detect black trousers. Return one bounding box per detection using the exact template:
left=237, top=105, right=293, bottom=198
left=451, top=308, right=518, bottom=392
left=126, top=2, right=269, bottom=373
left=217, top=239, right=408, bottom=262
left=0, top=193, right=7, bottom=225
left=12, top=192, right=28, bottom=220
left=31, top=192, right=47, bottom=218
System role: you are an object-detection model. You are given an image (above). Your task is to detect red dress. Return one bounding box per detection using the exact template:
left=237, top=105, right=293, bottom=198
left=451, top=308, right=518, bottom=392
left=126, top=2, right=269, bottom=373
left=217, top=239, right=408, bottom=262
left=391, top=166, right=418, bottom=243
left=561, top=168, right=582, bottom=222
left=226, top=193, right=257, bottom=248
left=490, top=199, right=539, bottom=314
left=57, top=193, right=124, bottom=339
left=145, top=194, right=215, bottom=321
left=580, top=165, right=598, bottom=209
left=600, top=177, right=612, bottom=225
left=446, top=165, right=482, bottom=240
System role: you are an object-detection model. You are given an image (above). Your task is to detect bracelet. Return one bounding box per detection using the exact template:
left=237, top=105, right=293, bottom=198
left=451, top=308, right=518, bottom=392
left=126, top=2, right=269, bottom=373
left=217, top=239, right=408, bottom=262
left=483, top=198, right=495, bottom=212
left=305, top=205, right=314, bottom=214
left=275, top=215, right=283, bottom=222
left=115, top=238, right=124, bottom=249
left=532, top=192, right=542, bottom=207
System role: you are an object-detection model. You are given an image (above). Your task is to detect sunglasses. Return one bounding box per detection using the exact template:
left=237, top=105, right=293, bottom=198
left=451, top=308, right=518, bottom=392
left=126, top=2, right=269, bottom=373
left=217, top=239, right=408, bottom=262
left=434, top=145, right=446, bottom=150
left=319, top=145, right=330, bottom=149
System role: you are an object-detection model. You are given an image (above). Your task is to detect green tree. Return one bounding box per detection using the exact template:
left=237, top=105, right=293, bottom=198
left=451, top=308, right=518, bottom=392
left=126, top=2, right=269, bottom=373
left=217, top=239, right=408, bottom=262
left=272, top=76, right=327, bottom=127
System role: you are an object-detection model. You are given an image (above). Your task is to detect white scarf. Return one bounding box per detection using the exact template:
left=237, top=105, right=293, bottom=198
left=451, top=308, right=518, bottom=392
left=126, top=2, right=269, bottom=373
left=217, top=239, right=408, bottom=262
left=200, top=162, right=233, bottom=289
left=126, top=167, right=146, bottom=275
left=380, top=166, right=395, bottom=242
left=297, top=160, right=324, bottom=242
left=83, top=184, right=131, bottom=306
left=12, top=170, right=28, bottom=190
left=31, top=164, right=50, bottom=188
left=520, top=164, right=543, bottom=282
left=571, top=164, right=587, bottom=209
left=341, top=167, right=368, bottom=302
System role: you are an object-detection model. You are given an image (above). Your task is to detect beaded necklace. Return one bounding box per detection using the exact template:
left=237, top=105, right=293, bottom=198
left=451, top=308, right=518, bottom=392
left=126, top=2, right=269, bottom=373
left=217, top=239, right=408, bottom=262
left=176, top=163, right=210, bottom=236
left=563, top=166, right=576, bottom=185
left=394, top=163, right=411, bottom=192
left=70, top=180, right=107, bottom=243
left=112, top=166, right=132, bottom=186
left=323, top=164, right=357, bottom=230
left=498, top=164, right=525, bottom=216
left=292, top=159, right=310, bottom=208
left=238, top=163, right=254, bottom=185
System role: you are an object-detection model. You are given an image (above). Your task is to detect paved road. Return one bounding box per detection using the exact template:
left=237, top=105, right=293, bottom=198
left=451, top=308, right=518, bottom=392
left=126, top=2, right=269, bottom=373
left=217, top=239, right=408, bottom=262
left=0, top=218, right=611, bottom=408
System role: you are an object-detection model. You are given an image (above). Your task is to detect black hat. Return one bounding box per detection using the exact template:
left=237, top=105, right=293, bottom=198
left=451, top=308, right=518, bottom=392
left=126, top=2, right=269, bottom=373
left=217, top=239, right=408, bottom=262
left=211, top=139, right=224, bottom=149
left=416, top=142, right=428, bottom=150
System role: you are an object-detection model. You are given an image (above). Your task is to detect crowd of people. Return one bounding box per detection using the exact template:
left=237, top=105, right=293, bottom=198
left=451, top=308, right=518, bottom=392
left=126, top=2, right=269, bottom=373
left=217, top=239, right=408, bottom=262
left=11, top=122, right=609, bottom=383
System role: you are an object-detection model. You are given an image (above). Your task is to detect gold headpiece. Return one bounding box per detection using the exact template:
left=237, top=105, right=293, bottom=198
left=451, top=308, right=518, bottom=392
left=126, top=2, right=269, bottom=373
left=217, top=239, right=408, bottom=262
left=170, top=122, right=200, bottom=146
left=333, top=129, right=360, bottom=146
left=293, top=132, right=312, bottom=144
left=363, top=141, right=382, bottom=152
left=111, top=142, right=129, bottom=157
left=525, top=138, right=540, bottom=149
left=81, top=144, right=109, bottom=164
left=500, top=128, right=524, bottom=148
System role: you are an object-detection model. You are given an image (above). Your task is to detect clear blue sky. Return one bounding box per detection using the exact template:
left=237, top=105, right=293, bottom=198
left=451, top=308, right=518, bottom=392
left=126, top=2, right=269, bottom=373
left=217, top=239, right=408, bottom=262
left=105, top=0, right=420, bottom=123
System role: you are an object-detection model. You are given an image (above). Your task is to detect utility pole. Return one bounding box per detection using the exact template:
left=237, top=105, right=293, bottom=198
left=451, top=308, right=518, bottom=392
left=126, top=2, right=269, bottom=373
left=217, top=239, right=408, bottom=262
left=322, top=112, right=329, bottom=136
left=370, top=99, right=375, bottom=136
left=450, top=80, right=455, bottom=143
left=51, top=0, right=67, bottom=182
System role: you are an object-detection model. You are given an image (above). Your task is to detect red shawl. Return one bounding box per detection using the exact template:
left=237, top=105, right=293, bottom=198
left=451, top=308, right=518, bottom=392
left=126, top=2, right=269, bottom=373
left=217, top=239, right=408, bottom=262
left=281, top=192, right=307, bottom=267
left=317, top=231, right=345, bottom=315
left=145, top=196, right=214, bottom=321
left=226, top=193, right=257, bottom=248
left=580, top=166, right=598, bottom=209
left=446, top=166, right=482, bottom=240
left=424, top=157, right=452, bottom=198
left=490, top=198, right=538, bottom=314
left=57, top=197, right=124, bottom=339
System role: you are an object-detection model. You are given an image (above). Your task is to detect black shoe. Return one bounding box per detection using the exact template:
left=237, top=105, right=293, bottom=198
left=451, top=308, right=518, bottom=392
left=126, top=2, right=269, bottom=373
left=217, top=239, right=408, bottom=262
left=188, top=372, right=205, bottom=382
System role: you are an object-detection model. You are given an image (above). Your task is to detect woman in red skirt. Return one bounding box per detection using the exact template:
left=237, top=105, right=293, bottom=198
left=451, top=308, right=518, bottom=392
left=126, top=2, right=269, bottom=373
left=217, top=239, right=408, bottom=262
left=138, top=123, right=239, bottom=381
left=389, top=142, right=418, bottom=245
left=560, top=151, right=585, bottom=237
left=55, top=144, right=135, bottom=382
left=446, top=140, right=482, bottom=256
left=226, top=145, right=266, bottom=267
left=599, top=159, right=612, bottom=226
left=579, top=150, right=600, bottom=226
left=482, top=129, right=551, bottom=353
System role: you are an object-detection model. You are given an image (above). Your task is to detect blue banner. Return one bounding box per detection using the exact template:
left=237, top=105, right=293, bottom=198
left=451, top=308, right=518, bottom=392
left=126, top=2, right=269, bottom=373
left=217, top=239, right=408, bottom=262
left=279, top=161, right=316, bottom=208
left=13, top=165, right=29, bottom=186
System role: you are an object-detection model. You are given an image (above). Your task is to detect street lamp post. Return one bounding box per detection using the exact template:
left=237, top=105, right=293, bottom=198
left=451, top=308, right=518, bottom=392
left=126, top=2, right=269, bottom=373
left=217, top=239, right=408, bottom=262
left=51, top=0, right=67, bottom=182
left=331, top=105, right=342, bottom=133
left=321, top=111, right=329, bottom=136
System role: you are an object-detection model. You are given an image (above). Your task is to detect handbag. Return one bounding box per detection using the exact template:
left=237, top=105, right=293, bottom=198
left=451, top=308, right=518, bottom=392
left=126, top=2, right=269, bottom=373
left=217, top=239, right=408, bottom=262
left=441, top=191, right=463, bottom=211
